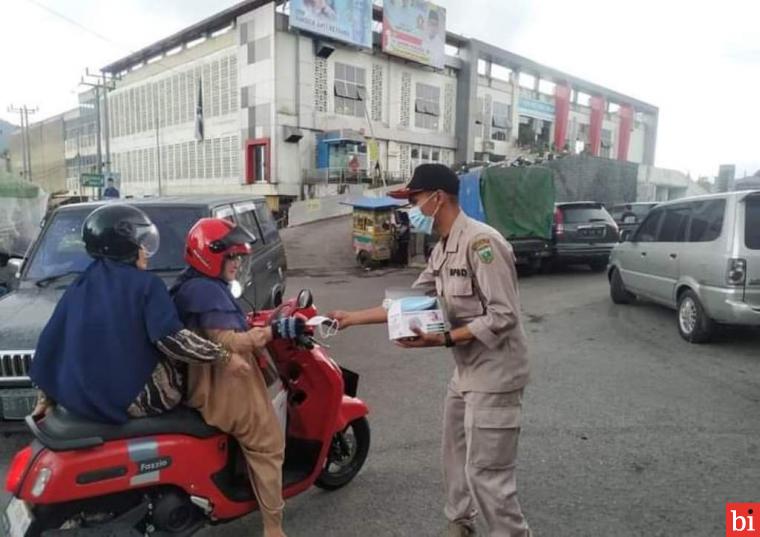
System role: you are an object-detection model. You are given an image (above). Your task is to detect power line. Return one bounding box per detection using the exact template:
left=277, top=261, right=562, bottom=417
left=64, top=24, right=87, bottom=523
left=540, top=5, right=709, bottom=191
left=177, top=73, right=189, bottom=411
left=25, top=0, right=114, bottom=46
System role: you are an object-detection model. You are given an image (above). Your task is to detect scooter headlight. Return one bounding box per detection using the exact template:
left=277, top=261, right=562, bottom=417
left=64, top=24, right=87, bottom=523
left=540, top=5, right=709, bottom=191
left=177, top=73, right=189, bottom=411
left=31, top=467, right=52, bottom=498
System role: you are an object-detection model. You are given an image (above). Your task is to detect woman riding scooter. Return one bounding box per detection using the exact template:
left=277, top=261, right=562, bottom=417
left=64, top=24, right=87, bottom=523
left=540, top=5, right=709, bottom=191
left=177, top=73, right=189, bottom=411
left=29, top=204, right=239, bottom=424
left=171, top=218, right=304, bottom=537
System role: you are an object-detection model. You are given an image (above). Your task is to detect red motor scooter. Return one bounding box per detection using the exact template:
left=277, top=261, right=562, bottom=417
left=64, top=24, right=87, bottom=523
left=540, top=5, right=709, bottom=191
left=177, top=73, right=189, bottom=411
left=2, top=289, right=370, bottom=537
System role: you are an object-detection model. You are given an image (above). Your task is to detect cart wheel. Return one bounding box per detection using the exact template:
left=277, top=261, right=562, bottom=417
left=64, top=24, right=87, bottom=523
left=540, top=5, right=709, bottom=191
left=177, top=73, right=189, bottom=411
left=357, top=251, right=372, bottom=269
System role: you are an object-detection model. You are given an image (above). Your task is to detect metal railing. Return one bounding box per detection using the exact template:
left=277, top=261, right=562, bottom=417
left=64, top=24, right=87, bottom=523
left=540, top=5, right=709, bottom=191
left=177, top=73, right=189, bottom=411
left=302, top=168, right=408, bottom=187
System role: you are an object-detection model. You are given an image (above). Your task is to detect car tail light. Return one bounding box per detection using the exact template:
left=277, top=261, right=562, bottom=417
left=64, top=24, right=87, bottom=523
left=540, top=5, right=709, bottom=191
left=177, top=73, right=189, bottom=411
left=5, top=446, right=33, bottom=494
left=554, top=208, right=565, bottom=239
left=727, top=258, right=747, bottom=286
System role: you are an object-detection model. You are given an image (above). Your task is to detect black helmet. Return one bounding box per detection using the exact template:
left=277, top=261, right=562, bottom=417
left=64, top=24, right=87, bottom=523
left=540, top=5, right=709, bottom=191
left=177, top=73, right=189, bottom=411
left=82, top=204, right=160, bottom=263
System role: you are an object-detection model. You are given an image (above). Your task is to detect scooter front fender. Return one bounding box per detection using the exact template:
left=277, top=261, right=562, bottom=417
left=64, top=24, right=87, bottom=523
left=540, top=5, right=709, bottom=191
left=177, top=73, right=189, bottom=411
left=335, top=395, right=369, bottom=433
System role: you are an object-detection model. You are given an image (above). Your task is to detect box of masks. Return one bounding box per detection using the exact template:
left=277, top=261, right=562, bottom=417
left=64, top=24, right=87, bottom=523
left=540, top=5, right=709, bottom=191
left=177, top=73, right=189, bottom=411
left=385, top=287, right=448, bottom=340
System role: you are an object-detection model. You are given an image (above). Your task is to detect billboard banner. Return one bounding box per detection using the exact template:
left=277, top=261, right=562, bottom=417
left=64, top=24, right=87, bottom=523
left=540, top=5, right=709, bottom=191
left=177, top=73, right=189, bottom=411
left=289, top=0, right=373, bottom=49
left=382, top=0, right=447, bottom=69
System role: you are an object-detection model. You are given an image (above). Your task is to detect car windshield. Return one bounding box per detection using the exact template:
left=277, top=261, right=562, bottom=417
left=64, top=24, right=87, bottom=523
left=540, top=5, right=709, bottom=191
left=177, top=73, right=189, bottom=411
left=746, top=196, right=760, bottom=250
left=562, top=206, right=612, bottom=224
left=24, top=206, right=205, bottom=281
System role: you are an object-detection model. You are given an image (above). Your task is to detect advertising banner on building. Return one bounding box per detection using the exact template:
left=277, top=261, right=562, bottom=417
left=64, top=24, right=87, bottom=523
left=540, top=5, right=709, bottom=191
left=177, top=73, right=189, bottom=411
left=289, top=0, right=373, bottom=49
left=382, top=0, right=447, bottom=69
left=518, top=97, right=555, bottom=122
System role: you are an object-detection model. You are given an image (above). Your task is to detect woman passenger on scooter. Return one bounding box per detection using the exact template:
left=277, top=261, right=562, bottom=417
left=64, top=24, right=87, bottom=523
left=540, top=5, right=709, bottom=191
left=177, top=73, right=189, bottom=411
left=29, top=204, right=243, bottom=424
left=171, top=218, right=302, bottom=537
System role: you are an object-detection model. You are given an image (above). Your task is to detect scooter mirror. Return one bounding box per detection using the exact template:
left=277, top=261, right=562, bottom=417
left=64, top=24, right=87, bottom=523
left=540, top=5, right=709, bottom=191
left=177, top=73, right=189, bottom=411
left=297, top=289, right=313, bottom=309
left=229, top=280, right=243, bottom=299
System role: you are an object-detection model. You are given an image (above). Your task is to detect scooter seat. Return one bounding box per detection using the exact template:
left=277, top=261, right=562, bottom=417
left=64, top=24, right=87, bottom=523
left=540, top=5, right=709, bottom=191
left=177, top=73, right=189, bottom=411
left=27, top=406, right=221, bottom=451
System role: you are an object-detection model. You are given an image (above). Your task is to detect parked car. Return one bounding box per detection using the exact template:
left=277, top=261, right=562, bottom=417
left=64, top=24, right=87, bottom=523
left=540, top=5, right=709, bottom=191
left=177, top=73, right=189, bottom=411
left=0, top=195, right=287, bottom=429
left=608, top=190, right=760, bottom=343
left=551, top=202, right=620, bottom=271
left=610, top=202, right=659, bottom=239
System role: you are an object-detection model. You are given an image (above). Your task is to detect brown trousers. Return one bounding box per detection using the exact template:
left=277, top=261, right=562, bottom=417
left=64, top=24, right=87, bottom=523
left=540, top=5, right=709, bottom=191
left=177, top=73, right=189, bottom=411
left=186, top=357, right=286, bottom=533
left=443, top=379, right=531, bottom=537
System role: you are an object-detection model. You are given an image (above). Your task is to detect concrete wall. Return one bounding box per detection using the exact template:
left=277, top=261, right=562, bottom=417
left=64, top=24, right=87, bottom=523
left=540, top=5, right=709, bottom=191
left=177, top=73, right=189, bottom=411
left=287, top=184, right=397, bottom=227
left=637, top=165, right=709, bottom=202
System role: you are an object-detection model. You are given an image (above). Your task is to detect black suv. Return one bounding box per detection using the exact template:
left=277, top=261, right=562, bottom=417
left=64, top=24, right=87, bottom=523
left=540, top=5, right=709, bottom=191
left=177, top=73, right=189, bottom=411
left=0, top=195, right=287, bottom=429
left=552, top=202, right=620, bottom=272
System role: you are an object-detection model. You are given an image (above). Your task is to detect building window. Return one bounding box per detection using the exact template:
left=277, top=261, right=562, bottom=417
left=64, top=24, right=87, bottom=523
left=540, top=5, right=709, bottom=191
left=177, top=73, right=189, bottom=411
left=245, top=138, right=270, bottom=184
left=491, top=102, right=511, bottom=141
left=334, top=63, right=366, bottom=118
left=414, top=83, right=440, bottom=130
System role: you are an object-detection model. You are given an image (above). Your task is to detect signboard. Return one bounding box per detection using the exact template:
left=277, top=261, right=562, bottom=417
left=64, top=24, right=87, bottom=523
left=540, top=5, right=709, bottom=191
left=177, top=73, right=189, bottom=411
left=518, top=98, right=556, bottom=122
left=382, top=0, right=446, bottom=69
left=289, top=0, right=373, bottom=49
left=80, top=173, right=104, bottom=188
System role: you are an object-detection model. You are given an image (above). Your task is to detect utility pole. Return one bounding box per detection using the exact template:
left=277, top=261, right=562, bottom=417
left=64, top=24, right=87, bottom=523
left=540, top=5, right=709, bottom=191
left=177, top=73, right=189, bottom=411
left=7, top=105, right=38, bottom=181
left=80, top=70, right=117, bottom=175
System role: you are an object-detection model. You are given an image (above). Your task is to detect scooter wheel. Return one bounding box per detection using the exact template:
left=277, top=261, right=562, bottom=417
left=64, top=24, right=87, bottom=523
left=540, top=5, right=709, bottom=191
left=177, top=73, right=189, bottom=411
left=315, top=417, right=370, bottom=491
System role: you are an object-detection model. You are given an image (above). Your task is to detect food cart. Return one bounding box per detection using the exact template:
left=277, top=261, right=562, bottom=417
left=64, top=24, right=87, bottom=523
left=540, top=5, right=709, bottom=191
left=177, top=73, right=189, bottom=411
left=342, top=196, right=406, bottom=268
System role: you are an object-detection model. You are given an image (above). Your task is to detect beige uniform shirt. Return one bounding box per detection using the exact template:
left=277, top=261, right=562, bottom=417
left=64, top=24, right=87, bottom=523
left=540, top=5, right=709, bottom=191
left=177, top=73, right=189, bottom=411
left=413, top=211, right=529, bottom=393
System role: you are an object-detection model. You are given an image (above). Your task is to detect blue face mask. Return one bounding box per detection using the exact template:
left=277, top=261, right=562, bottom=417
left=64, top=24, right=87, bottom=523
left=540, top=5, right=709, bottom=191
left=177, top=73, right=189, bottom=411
left=409, top=193, right=438, bottom=235
left=398, top=296, right=438, bottom=312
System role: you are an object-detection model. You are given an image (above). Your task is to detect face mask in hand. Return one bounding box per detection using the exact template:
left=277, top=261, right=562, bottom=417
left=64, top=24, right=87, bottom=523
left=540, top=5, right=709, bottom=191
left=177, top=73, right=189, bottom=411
left=408, top=193, right=439, bottom=235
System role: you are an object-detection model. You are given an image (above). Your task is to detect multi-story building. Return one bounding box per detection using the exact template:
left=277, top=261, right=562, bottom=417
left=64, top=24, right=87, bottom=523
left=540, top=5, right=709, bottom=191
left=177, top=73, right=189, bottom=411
left=83, top=0, right=658, bottom=211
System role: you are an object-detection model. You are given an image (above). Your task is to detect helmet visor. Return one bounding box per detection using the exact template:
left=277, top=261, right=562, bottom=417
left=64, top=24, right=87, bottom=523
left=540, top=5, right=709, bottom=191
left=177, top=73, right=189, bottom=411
left=135, top=223, right=160, bottom=258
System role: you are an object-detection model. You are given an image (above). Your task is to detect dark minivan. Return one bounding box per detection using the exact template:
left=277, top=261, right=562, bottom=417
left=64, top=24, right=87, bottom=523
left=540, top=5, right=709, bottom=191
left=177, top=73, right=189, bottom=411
left=0, top=195, right=287, bottom=429
left=552, top=202, right=620, bottom=272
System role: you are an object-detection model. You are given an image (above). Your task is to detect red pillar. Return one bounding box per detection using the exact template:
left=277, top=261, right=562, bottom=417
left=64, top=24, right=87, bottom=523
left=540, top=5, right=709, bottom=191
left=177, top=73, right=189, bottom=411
left=588, top=95, right=605, bottom=156
left=553, top=84, right=571, bottom=151
left=617, top=104, right=634, bottom=161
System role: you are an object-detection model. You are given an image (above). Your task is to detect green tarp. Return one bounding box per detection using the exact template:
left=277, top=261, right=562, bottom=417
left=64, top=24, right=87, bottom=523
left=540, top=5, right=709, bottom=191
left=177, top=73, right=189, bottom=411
left=481, top=166, right=556, bottom=240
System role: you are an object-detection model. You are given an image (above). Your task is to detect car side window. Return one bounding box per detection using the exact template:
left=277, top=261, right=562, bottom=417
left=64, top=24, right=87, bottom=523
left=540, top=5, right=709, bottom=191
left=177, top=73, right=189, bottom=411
left=688, top=200, right=725, bottom=242
left=634, top=210, right=663, bottom=243
left=213, top=205, right=235, bottom=222
left=657, top=205, right=691, bottom=242
left=233, top=202, right=264, bottom=244
left=254, top=202, right=279, bottom=244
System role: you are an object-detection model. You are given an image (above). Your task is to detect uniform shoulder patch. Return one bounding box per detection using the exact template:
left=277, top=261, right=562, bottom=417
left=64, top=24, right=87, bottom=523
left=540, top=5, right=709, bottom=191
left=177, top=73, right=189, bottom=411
left=471, top=237, right=494, bottom=264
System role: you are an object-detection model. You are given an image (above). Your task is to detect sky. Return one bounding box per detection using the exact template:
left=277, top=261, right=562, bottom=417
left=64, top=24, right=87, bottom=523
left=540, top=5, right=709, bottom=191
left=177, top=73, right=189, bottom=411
left=1, top=0, right=758, bottom=178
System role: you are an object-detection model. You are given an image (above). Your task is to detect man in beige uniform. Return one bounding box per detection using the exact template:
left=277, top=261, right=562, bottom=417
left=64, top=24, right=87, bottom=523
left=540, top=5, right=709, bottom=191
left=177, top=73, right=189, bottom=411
left=330, top=164, right=531, bottom=537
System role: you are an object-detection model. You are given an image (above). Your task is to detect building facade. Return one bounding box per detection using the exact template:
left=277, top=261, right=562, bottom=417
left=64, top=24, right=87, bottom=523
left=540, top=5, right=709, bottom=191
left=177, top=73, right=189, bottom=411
left=73, top=0, right=659, bottom=210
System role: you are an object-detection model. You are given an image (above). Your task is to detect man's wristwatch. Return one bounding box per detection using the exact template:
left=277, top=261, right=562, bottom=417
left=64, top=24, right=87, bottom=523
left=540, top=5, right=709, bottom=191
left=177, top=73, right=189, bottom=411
left=443, top=331, right=455, bottom=348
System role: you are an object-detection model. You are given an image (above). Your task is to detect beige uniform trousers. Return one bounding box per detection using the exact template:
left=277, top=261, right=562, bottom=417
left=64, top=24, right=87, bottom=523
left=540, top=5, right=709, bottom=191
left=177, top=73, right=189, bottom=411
left=186, top=357, right=285, bottom=532
left=443, top=379, right=531, bottom=537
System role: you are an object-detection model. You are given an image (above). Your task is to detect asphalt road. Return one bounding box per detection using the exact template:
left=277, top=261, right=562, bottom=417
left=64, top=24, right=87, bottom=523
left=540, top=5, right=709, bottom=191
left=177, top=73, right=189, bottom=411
left=2, top=216, right=759, bottom=537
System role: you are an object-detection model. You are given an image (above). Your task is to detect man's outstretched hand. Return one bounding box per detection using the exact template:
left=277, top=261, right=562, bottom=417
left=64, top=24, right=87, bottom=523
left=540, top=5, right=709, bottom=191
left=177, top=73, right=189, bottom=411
left=327, top=310, right=354, bottom=330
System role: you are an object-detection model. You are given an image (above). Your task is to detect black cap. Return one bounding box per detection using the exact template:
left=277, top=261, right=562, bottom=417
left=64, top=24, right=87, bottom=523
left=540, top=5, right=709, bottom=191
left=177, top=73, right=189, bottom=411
left=389, top=163, right=459, bottom=199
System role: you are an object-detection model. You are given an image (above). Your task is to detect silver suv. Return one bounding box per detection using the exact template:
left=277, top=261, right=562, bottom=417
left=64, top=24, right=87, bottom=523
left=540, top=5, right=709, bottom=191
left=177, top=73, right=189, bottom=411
left=608, top=190, right=760, bottom=343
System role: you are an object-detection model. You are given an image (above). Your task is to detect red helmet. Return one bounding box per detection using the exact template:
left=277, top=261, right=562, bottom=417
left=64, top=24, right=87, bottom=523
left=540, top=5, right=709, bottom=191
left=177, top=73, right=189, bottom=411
left=185, top=218, right=256, bottom=277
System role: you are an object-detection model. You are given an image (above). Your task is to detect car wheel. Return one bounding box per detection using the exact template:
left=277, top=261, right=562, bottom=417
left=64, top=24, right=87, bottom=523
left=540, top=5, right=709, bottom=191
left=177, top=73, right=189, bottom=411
left=677, top=290, right=715, bottom=344
left=610, top=268, right=635, bottom=304
left=589, top=259, right=608, bottom=272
